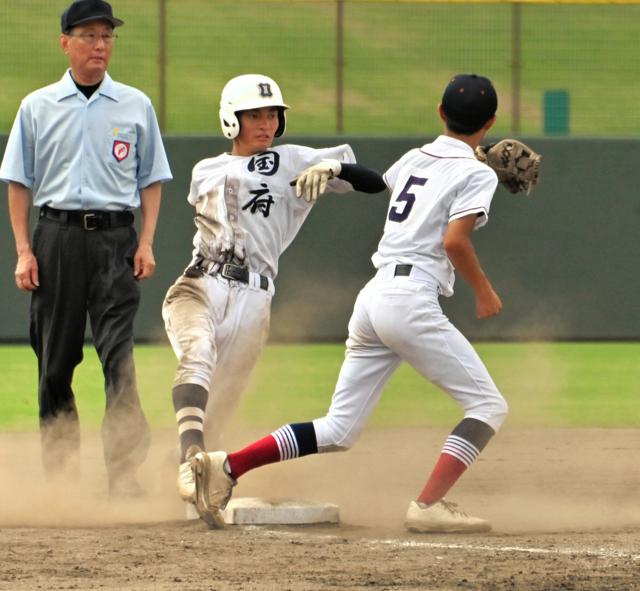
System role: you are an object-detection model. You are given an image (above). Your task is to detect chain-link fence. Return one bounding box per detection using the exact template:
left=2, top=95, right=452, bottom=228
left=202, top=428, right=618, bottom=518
left=1, top=0, right=639, bottom=137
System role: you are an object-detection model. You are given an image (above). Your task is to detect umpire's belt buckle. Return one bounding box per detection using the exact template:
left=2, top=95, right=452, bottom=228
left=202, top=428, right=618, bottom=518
left=221, top=263, right=249, bottom=284
left=83, top=213, right=98, bottom=231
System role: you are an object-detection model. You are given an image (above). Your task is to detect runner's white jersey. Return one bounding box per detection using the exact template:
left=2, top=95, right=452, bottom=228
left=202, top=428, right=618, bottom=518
left=373, top=135, right=498, bottom=296
left=187, top=143, right=356, bottom=279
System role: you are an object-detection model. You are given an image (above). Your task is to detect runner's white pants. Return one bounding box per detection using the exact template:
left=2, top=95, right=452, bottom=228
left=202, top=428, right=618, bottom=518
left=162, top=273, right=273, bottom=448
left=313, top=265, right=508, bottom=451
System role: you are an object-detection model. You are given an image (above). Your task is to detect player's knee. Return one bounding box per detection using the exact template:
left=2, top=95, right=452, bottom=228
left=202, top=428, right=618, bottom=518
left=313, top=416, right=360, bottom=452
left=486, top=395, right=509, bottom=431
left=171, top=333, right=216, bottom=387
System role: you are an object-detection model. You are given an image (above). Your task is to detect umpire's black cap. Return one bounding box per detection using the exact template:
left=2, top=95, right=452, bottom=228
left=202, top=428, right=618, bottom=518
left=441, top=74, right=498, bottom=132
left=61, top=0, right=124, bottom=33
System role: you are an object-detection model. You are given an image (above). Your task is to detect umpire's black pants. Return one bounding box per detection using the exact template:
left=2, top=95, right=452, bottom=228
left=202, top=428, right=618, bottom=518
left=30, top=214, right=150, bottom=484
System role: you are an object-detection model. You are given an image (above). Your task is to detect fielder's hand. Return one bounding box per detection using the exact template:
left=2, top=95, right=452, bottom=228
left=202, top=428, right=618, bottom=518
left=475, top=139, right=542, bottom=195
left=475, top=286, right=503, bottom=320
left=293, top=159, right=342, bottom=202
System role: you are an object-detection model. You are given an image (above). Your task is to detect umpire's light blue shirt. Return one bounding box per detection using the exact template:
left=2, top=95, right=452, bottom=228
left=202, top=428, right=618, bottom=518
left=0, top=70, right=172, bottom=211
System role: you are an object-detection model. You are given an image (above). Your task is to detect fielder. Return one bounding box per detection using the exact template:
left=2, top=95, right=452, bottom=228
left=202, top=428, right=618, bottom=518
left=162, top=74, right=385, bottom=512
left=189, top=74, right=541, bottom=531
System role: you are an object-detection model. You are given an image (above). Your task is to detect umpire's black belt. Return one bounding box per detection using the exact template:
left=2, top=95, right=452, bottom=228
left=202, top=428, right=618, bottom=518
left=186, top=262, right=271, bottom=292
left=40, top=205, right=134, bottom=231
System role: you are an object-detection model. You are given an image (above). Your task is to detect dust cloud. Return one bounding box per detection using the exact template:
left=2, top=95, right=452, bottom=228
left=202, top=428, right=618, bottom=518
left=1, top=425, right=638, bottom=534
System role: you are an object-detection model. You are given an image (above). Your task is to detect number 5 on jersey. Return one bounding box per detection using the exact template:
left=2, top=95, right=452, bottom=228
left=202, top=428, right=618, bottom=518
left=388, top=176, right=427, bottom=222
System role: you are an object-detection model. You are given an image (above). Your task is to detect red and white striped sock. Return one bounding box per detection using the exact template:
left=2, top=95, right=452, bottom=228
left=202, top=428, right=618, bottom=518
left=417, top=435, right=480, bottom=505
left=226, top=434, right=280, bottom=479
left=227, top=423, right=317, bottom=479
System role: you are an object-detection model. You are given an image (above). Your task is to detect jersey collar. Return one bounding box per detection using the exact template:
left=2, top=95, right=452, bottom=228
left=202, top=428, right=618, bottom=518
left=421, top=135, right=475, bottom=159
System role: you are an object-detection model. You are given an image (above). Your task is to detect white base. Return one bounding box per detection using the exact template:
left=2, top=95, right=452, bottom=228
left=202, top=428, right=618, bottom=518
left=221, top=497, right=340, bottom=525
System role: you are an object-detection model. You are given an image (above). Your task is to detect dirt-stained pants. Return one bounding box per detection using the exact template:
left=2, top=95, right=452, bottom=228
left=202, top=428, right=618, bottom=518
left=163, top=273, right=273, bottom=448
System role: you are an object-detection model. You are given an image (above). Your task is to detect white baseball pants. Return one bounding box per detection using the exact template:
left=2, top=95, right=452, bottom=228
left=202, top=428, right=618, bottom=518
left=313, top=265, right=508, bottom=451
left=162, top=273, right=273, bottom=447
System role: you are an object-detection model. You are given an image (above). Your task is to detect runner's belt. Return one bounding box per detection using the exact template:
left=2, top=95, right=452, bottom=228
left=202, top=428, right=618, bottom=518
left=185, top=262, right=271, bottom=292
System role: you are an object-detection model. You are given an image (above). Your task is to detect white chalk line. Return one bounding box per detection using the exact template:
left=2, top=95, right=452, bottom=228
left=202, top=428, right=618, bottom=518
left=367, top=538, right=640, bottom=561
left=247, top=527, right=640, bottom=561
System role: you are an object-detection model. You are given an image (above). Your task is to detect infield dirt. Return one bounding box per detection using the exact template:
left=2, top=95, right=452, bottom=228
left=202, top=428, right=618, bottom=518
left=1, top=426, right=638, bottom=590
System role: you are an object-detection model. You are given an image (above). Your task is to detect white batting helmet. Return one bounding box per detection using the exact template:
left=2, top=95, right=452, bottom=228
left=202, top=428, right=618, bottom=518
left=219, top=74, right=289, bottom=139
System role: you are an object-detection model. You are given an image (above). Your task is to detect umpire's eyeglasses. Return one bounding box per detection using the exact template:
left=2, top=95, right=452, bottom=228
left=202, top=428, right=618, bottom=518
left=65, top=32, right=118, bottom=46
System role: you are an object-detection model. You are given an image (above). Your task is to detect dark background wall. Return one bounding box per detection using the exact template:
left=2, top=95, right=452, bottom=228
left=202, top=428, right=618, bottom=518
left=1, top=136, right=639, bottom=342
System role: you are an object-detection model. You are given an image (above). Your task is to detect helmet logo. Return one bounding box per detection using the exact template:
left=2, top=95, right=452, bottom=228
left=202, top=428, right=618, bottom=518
left=257, top=83, right=273, bottom=98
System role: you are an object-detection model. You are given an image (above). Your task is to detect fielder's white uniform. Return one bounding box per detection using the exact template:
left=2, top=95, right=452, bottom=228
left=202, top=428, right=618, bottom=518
left=313, top=135, right=508, bottom=451
left=163, top=144, right=355, bottom=445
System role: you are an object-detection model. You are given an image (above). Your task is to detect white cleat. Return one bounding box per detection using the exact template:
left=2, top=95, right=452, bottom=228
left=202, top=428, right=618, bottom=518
left=191, top=451, right=237, bottom=529
left=405, top=499, right=492, bottom=533
left=177, top=460, right=195, bottom=503
left=177, top=445, right=202, bottom=504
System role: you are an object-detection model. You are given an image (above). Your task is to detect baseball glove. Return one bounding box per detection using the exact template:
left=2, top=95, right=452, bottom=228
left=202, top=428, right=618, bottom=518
left=475, top=139, right=542, bottom=195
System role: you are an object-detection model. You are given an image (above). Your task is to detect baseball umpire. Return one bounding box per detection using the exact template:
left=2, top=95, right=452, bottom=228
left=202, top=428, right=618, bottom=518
left=0, top=0, right=173, bottom=497
left=162, top=73, right=385, bottom=515
left=189, top=74, right=520, bottom=531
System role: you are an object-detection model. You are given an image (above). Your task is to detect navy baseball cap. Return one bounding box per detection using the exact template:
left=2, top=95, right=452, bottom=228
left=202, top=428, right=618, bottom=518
left=441, top=74, right=498, bottom=132
left=61, top=0, right=124, bottom=33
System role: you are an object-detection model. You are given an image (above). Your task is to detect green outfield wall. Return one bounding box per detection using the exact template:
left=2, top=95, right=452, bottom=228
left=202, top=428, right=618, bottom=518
left=1, top=136, right=638, bottom=342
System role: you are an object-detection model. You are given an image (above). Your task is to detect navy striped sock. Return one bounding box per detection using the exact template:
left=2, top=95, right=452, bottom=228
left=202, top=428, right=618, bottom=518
left=271, top=422, right=318, bottom=460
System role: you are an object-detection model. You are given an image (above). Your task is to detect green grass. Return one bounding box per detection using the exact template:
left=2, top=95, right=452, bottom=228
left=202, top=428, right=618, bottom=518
left=0, top=1, right=639, bottom=136
left=1, top=342, right=639, bottom=433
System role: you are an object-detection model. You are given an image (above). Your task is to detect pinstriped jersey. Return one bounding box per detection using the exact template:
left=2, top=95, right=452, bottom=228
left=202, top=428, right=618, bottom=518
left=375, top=135, right=498, bottom=296
left=186, top=143, right=356, bottom=279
